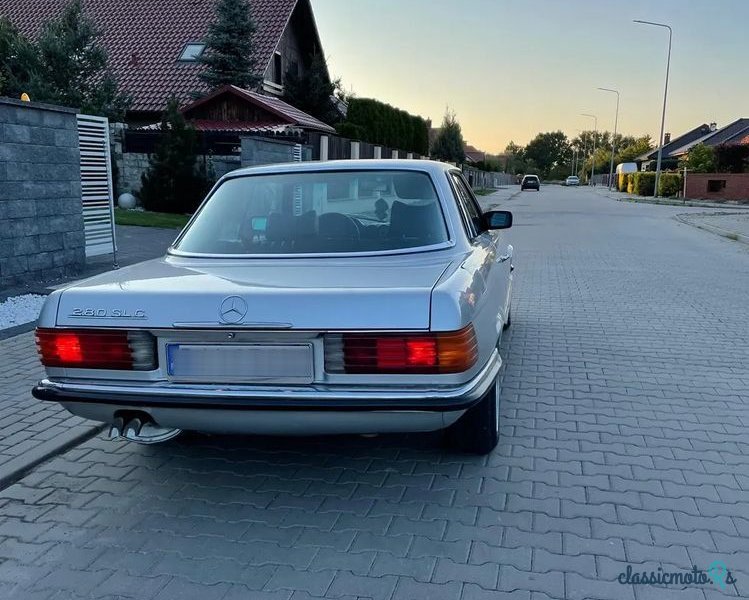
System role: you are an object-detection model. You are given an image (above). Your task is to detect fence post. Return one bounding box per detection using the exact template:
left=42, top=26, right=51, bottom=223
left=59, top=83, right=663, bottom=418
left=320, top=135, right=329, bottom=162
left=407, top=152, right=413, bottom=160
left=392, top=149, right=398, bottom=159
left=374, top=146, right=382, bottom=159
left=350, top=141, right=360, bottom=160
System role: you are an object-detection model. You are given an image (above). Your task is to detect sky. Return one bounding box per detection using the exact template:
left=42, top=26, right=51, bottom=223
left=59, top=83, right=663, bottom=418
left=310, top=0, right=749, bottom=153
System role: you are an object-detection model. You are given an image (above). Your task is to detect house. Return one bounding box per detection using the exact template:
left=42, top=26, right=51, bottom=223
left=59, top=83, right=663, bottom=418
left=1, top=0, right=328, bottom=124
left=667, top=118, right=749, bottom=159
left=464, top=144, right=487, bottom=164
left=635, top=123, right=712, bottom=170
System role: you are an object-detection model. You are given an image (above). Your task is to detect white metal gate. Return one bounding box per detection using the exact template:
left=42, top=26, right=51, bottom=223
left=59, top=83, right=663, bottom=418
left=76, top=114, right=117, bottom=260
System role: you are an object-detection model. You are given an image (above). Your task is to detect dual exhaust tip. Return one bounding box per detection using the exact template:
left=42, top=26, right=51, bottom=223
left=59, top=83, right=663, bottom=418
left=108, top=414, right=182, bottom=445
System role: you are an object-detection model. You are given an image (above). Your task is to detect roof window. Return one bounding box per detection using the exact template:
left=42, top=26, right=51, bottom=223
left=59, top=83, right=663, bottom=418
left=179, top=43, right=206, bottom=62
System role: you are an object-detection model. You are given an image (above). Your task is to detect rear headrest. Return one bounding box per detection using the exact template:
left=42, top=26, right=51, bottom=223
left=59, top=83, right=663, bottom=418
left=392, top=173, right=436, bottom=200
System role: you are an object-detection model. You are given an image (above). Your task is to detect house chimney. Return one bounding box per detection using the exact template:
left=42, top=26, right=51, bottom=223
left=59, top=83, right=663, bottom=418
left=710, top=122, right=717, bottom=131
left=663, top=133, right=671, bottom=144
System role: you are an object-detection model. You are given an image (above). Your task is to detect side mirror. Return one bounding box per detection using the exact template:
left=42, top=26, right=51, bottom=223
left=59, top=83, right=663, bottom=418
left=484, top=210, right=512, bottom=230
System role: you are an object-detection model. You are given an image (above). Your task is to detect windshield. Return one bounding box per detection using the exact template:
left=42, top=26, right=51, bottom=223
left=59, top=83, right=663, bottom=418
left=174, top=170, right=449, bottom=255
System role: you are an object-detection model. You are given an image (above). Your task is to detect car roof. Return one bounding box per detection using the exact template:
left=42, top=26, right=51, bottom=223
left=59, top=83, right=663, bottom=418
left=224, top=159, right=458, bottom=180
left=523, top=174, right=539, bottom=178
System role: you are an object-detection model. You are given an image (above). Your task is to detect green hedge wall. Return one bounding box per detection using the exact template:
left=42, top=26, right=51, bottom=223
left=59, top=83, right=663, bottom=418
left=633, top=172, right=656, bottom=196
left=341, top=98, right=429, bottom=155
left=658, top=172, right=682, bottom=197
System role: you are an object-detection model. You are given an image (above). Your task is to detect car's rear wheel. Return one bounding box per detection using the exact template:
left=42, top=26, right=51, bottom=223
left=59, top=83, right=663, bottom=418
left=503, top=304, right=512, bottom=331
left=447, top=375, right=500, bottom=455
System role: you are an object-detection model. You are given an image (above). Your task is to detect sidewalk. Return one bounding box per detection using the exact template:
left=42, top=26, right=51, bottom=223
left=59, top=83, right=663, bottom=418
left=675, top=211, right=749, bottom=245
left=0, top=224, right=177, bottom=490
left=596, top=187, right=749, bottom=209
left=477, top=185, right=521, bottom=210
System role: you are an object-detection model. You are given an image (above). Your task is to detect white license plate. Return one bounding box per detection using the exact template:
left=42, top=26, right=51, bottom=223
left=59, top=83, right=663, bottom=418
left=166, top=344, right=314, bottom=383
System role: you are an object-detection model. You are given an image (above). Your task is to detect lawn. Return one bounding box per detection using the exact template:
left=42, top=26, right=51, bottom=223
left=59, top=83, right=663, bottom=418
left=114, top=208, right=191, bottom=229
left=473, top=188, right=496, bottom=196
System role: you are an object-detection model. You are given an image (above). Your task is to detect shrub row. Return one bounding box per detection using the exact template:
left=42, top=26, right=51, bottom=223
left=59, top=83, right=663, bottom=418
left=617, top=171, right=682, bottom=197
left=338, top=98, right=430, bottom=155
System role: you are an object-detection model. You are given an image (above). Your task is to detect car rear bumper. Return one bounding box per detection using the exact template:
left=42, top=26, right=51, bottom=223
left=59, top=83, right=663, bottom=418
left=32, top=350, right=502, bottom=414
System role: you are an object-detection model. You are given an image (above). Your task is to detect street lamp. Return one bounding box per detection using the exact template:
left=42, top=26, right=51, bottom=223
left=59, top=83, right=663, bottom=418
left=581, top=113, right=597, bottom=185
left=634, top=19, right=672, bottom=197
left=598, top=87, right=620, bottom=191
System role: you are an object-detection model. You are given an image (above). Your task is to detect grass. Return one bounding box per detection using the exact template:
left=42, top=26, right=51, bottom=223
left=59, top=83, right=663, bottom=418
left=114, top=208, right=191, bottom=229
left=473, top=188, right=495, bottom=196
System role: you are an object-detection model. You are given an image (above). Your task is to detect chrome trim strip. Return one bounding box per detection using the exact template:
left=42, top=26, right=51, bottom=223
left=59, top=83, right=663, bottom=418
left=172, top=322, right=294, bottom=329
left=37, top=350, right=501, bottom=404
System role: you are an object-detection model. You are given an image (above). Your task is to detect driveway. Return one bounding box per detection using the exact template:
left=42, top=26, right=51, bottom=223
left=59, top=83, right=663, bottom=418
left=1, top=187, right=748, bottom=599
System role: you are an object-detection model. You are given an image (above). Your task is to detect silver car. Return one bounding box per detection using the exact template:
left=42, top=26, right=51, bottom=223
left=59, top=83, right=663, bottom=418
left=33, top=160, right=514, bottom=454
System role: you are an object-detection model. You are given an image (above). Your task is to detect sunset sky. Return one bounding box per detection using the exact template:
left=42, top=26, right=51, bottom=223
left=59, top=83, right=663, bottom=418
left=311, top=0, right=749, bottom=153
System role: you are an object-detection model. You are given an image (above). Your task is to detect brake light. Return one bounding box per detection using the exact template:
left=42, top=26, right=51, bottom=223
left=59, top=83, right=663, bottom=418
left=325, top=325, right=478, bottom=374
left=35, top=329, right=156, bottom=370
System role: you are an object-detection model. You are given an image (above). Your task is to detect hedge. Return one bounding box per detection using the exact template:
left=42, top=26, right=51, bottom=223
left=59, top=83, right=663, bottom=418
left=617, top=173, right=627, bottom=192
left=633, top=172, right=656, bottom=196
left=658, top=172, right=682, bottom=197
left=340, top=98, right=429, bottom=155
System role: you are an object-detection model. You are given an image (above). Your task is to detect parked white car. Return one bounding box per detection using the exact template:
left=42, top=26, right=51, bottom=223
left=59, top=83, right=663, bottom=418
left=32, top=161, right=515, bottom=454
left=565, top=175, right=580, bottom=186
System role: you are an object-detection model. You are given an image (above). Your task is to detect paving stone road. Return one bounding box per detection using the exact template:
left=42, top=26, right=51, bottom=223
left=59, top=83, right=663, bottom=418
left=1, top=186, right=749, bottom=599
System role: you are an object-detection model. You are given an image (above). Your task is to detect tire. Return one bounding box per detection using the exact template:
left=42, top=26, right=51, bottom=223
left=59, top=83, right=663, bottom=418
left=503, top=303, right=512, bottom=331
left=447, top=375, right=500, bottom=455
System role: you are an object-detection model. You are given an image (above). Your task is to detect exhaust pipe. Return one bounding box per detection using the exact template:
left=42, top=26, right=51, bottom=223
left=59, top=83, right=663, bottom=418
left=109, top=412, right=181, bottom=445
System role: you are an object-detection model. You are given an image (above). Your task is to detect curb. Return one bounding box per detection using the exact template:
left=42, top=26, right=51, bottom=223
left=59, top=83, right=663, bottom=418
left=599, top=192, right=749, bottom=210
left=674, top=213, right=749, bottom=246
left=0, top=423, right=104, bottom=490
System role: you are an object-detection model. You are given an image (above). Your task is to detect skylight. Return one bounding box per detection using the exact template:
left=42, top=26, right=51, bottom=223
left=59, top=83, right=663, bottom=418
left=179, top=43, right=206, bottom=62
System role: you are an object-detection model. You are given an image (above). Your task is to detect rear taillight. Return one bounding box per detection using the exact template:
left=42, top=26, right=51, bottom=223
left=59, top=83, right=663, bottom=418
left=325, top=325, right=478, bottom=374
left=35, top=329, right=156, bottom=370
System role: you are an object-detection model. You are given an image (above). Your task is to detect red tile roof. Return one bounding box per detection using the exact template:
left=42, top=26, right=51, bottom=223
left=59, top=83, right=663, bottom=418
left=180, top=84, right=336, bottom=133
left=1, top=0, right=298, bottom=114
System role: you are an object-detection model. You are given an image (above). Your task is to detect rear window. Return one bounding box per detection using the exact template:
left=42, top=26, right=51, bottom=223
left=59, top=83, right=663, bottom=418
left=174, top=170, right=449, bottom=255
left=525, top=176, right=539, bottom=181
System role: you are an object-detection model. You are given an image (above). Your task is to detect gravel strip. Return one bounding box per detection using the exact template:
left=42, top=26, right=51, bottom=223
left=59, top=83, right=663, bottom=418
left=0, top=294, right=46, bottom=330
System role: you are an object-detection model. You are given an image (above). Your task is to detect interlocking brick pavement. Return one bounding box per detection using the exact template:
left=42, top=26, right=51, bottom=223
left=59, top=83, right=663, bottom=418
left=0, top=333, right=100, bottom=487
left=1, top=187, right=748, bottom=599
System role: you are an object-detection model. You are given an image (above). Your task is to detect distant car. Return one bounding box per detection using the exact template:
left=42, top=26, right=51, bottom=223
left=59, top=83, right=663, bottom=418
left=521, top=175, right=540, bottom=191
left=565, top=176, right=580, bottom=186
left=32, top=160, right=515, bottom=455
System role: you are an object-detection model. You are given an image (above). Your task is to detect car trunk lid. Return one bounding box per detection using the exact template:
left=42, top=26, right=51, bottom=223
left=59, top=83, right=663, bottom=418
left=55, top=254, right=454, bottom=330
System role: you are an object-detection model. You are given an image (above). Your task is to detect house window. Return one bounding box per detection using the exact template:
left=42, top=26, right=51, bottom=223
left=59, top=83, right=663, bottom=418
left=707, top=179, right=727, bottom=192
left=178, top=43, right=206, bottom=62
left=273, top=52, right=283, bottom=85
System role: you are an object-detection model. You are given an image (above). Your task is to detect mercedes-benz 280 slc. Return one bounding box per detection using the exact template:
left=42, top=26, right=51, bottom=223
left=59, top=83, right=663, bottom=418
left=32, top=160, right=514, bottom=454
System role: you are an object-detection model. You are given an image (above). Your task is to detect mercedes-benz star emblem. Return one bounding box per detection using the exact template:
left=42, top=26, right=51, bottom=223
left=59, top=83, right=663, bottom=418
left=219, top=296, right=247, bottom=324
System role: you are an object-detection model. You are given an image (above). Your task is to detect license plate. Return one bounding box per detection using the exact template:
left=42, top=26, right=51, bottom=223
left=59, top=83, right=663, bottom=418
left=166, top=344, right=314, bottom=383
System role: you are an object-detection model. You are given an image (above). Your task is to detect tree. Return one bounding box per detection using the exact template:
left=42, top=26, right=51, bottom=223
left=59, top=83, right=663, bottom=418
left=0, top=17, right=39, bottom=98
left=199, top=0, right=261, bottom=90
left=678, top=143, right=716, bottom=173
left=714, top=143, right=749, bottom=173
left=139, top=99, right=214, bottom=214
left=616, top=136, right=653, bottom=163
left=431, top=109, right=465, bottom=163
left=283, top=53, right=340, bottom=125
left=21, top=1, right=129, bottom=119
left=523, top=131, right=570, bottom=178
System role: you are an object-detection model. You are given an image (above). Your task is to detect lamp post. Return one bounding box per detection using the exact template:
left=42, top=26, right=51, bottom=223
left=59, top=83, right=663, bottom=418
left=581, top=114, right=597, bottom=185
left=634, top=19, right=672, bottom=197
left=598, top=87, right=620, bottom=191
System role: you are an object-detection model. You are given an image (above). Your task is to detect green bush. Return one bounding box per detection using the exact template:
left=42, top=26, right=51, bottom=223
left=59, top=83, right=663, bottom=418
left=633, top=172, right=656, bottom=196
left=617, top=173, right=627, bottom=192
left=626, top=173, right=635, bottom=194
left=340, top=97, right=429, bottom=155
left=658, top=172, right=682, bottom=197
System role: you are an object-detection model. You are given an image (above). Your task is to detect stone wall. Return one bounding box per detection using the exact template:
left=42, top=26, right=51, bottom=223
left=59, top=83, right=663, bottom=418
left=0, top=98, right=85, bottom=289
left=241, top=137, right=310, bottom=167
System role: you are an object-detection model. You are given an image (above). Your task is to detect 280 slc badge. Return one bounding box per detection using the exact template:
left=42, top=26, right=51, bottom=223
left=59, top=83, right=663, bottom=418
left=69, top=308, right=147, bottom=319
